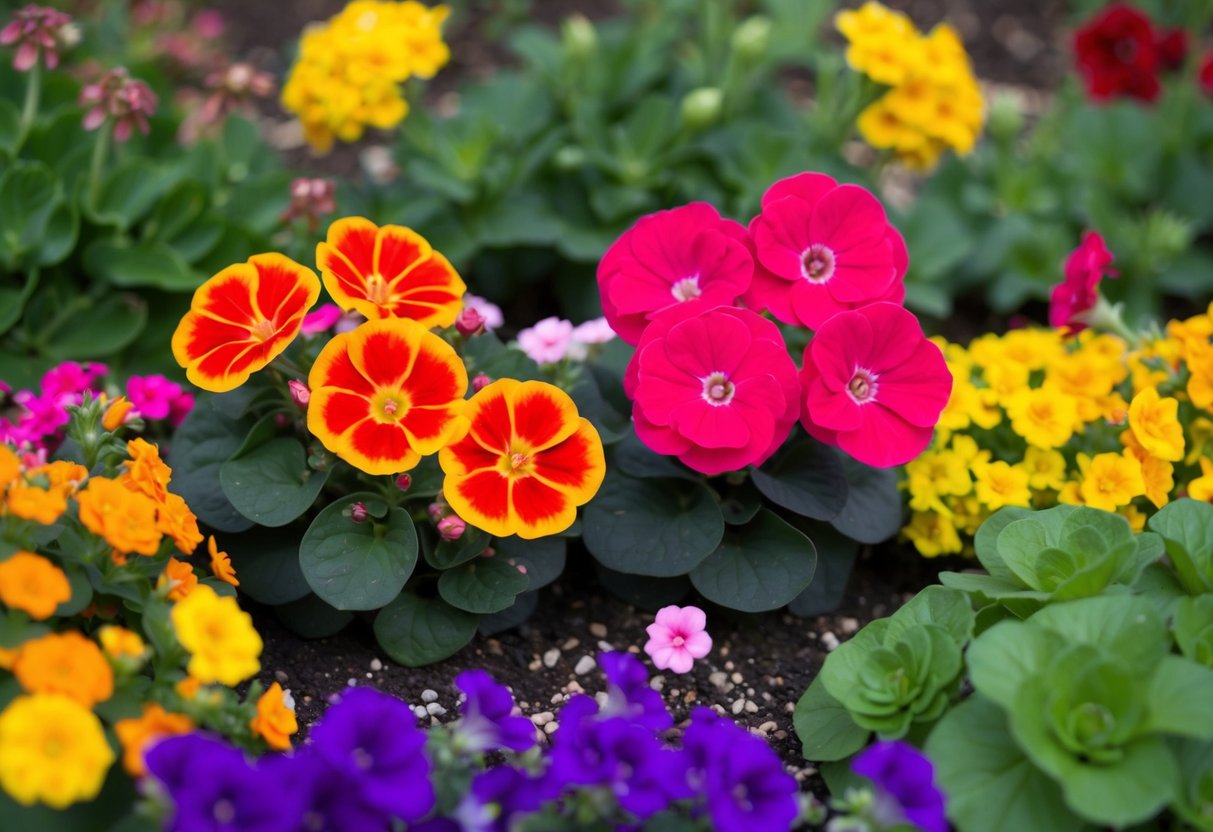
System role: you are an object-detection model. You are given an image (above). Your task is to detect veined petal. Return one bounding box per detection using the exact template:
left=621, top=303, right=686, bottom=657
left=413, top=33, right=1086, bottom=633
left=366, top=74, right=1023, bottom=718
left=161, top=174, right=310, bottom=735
left=346, top=420, right=421, bottom=475
left=250, top=253, right=322, bottom=325
left=348, top=319, right=421, bottom=390
left=440, top=427, right=501, bottom=477
left=307, top=388, right=372, bottom=456
left=383, top=255, right=466, bottom=328
left=308, top=335, right=375, bottom=395
left=511, top=381, right=582, bottom=452
left=374, top=224, right=431, bottom=283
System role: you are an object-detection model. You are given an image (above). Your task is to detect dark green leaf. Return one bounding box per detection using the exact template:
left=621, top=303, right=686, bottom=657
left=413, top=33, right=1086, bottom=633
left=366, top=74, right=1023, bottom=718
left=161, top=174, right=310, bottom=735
left=374, top=592, right=479, bottom=666
left=494, top=534, right=565, bottom=590
left=165, top=395, right=256, bottom=532
left=690, top=509, right=816, bottom=612
left=42, top=293, right=147, bottom=360
left=274, top=593, right=353, bottom=639
left=220, top=438, right=330, bottom=527
left=718, top=479, right=763, bottom=526
left=477, top=590, right=539, bottom=636
left=438, top=556, right=529, bottom=614
left=787, top=522, right=859, bottom=617
left=423, top=526, right=491, bottom=570
left=828, top=457, right=901, bottom=544
left=83, top=239, right=199, bottom=291
left=594, top=564, right=690, bottom=609
left=0, top=271, right=37, bottom=335
left=751, top=438, right=847, bottom=521
left=30, top=200, right=77, bottom=267
left=224, top=526, right=312, bottom=605
left=612, top=432, right=699, bottom=481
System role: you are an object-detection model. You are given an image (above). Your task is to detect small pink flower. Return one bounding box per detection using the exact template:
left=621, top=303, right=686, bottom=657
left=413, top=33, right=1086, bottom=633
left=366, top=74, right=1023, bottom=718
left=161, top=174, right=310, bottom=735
left=644, top=605, right=712, bottom=674
left=438, top=515, right=466, bottom=541
left=1, top=4, right=73, bottom=72
left=282, top=179, right=337, bottom=233
left=78, top=67, right=158, bottom=142
left=463, top=295, right=503, bottom=332
left=571, top=317, right=617, bottom=345
left=288, top=380, right=310, bottom=409
left=300, top=302, right=343, bottom=336
left=42, top=361, right=106, bottom=402
left=192, top=9, right=226, bottom=39
left=517, top=317, right=574, bottom=365
left=454, top=306, right=486, bottom=337
left=598, top=202, right=753, bottom=345
left=625, top=303, right=799, bottom=476
left=745, top=172, right=908, bottom=330
left=126, top=374, right=184, bottom=421
left=1049, top=231, right=1117, bottom=335
left=799, top=302, right=951, bottom=468
left=168, top=391, right=195, bottom=427
left=471, top=373, right=492, bottom=393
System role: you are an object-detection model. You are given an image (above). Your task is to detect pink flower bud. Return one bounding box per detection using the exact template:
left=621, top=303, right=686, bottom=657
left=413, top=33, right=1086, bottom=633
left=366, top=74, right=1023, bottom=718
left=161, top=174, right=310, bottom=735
left=480, top=547, right=495, bottom=558
left=515, top=563, right=527, bottom=575
left=455, top=307, right=486, bottom=338
left=288, top=379, right=310, bottom=408
left=350, top=502, right=369, bottom=524
left=428, top=502, right=446, bottom=522
left=437, top=515, right=466, bottom=541
left=395, top=473, right=412, bottom=492
left=472, top=373, right=492, bottom=393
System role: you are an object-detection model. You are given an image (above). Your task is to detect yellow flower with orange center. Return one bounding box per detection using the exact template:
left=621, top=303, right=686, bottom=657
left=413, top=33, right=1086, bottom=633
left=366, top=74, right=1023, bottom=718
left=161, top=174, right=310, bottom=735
left=250, top=682, right=298, bottom=751
left=1127, top=387, right=1184, bottom=462
left=157, top=557, right=198, bottom=602
left=0, top=551, right=71, bottom=620
left=171, top=584, right=262, bottom=685
left=13, top=631, right=113, bottom=708
left=439, top=379, right=606, bottom=539
left=1078, top=452, right=1145, bottom=512
left=114, top=703, right=193, bottom=777
left=75, top=477, right=162, bottom=556
left=308, top=317, right=468, bottom=475
left=1005, top=388, right=1078, bottom=450
left=973, top=461, right=1031, bottom=510
left=0, top=694, right=115, bottom=808
left=207, top=536, right=239, bottom=586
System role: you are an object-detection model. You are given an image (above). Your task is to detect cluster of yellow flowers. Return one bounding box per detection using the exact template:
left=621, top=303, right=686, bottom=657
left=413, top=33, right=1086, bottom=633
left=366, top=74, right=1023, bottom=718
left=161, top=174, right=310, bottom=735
left=903, top=306, right=1213, bottom=557
left=0, top=433, right=294, bottom=808
left=281, top=0, right=451, bottom=153
left=836, top=1, right=984, bottom=170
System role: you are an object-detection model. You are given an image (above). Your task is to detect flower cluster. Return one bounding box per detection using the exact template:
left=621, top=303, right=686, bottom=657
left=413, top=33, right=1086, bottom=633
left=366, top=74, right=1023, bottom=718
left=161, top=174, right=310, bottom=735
left=1073, top=2, right=1188, bottom=104
left=172, top=216, right=606, bottom=538
left=145, top=653, right=799, bottom=832
left=516, top=315, right=616, bottom=365
left=602, top=172, right=951, bottom=472
left=78, top=66, right=159, bottom=142
left=902, top=235, right=1213, bottom=556
left=280, top=0, right=451, bottom=153
left=836, top=1, right=984, bottom=170
left=0, top=3, right=73, bottom=72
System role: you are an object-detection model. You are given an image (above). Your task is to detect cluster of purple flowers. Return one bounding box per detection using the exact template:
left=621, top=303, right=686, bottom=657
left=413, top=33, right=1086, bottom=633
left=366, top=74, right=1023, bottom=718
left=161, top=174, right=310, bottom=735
left=143, top=652, right=800, bottom=832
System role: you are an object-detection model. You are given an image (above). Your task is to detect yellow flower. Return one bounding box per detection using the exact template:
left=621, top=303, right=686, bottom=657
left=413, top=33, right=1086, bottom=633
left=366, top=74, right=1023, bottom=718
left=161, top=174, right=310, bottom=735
left=1185, top=417, right=1213, bottom=465
left=1045, top=352, right=1118, bottom=422
left=13, top=631, right=113, bottom=708
left=1128, top=387, right=1184, bottom=462
left=999, top=328, right=1063, bottom=371
left=250, top=682, right=298, bottom=751
left=114, top=703, right=193, bottom=777
left=984, top=361, right=1030, bottom=398
left=1119, top=504, right=1148, bottom=532
left=903, top=510, right=963, bottom=558
left=836, top=2, right=921, bottom=85
left=857, top=98, right=928, bottom=152
left=948, top=495, right=988, bottom=536
left=0, top=551, right=71, bottom=620
left=1121, top=430, right=1174, bottom=509
left=1078, top=452, right=1145, bottom=512
left=1188, top=457, right=1213, bottom=502
left=1023, top=447, right=1067, bottom=491
left=974, top=461, right=1031, bottom=510
left=208, top=536, right=239, bottom=587
left=1188, top=345, right=1213, bottom=411
left=1005, top=388, right=1077, bottom=449
left=0, top=694, right=115, bottom=808
left=905, top=450, right=971, bottom=512
left=97, top=625, right=146, bottom=661
left=171, top=584, right=262, bottom=685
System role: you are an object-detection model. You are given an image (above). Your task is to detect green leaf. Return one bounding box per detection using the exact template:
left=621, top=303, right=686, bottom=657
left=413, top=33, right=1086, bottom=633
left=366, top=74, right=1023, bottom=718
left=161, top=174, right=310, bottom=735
left=224, top=527, right=312, bottom=605
left=717, top=479, right=763, bottom=526
left=787, top=521, right=858, bottom=617
left=793, top=675, right=869, bottom=762
left=42, top=293, right=148, bottom=360
left=477, top=590, right=539, bottom=636
left=1030, top=595, right=1168, bottom=669
left=690, top=509, right=816, bottom=612
left=1143, top=655, right=1213, bottom=739
left=274, top=593, right=353, bottom=639
left=0, top=272, right=37, bottom=335
left=423, top=526, right=491, bottom=570
left=583, top=472, right=724, bottom=577
left=30, top=200, right=77, bottom=267
left=374, top=592, right=479, bottom=666
left=0, top=763, right=139, bottom=832
left=1173, top=595, right=1213, bottom=667
left=494, top=534, right=565, bottom=590
left=0, top=160, right=59, bottom=259
left=594, top=564, right=690, bottom=609
left=967, top=620, right=1060, bottom=708
left=219, top=438, right=330, bottom=527
left=569, top=365, right=630, bottom=444
left=974, top=506, right=1036, bottom=582
left=164, top=395, right=257, bottom=533
left=0, top=100, right=19, bottom=155
left=299, top=495, right=418, bottom=611
left=884, top=585, right=974, bottom=646
left=611, top=432, right=700, bottom=481
left=927, top=696, right=1089, bottom=832
left=83, top=239, right=199, bottom=291
left=828, top=457, right=901, bottom=544
left=1148, top=499, right=1213, bottom=594
left=88, top=158, right=168, bottom=230
left=750, top=438, right=847, bottom=521
left=438, top=556, right=529, bottom=614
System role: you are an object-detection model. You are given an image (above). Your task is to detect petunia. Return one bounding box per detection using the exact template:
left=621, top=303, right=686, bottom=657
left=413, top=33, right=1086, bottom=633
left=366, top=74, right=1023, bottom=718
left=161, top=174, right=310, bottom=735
left=171, top=253, right=321, bottom=393
left=316, top=216, right=466, bottom=327
left=643, top=605, right=712, bottom=674
left=1049, top=230, right=1116, bottom=335
left=800, top=302, right=952, bottom=468
left=599, top=651, right=673, bottom=732
left=307, top=318, right=468, bottom=476
left=439, top=379, right=606, bottom=539
left=454, top=669, right=536, bottom=754
left=851, top=741, right=948, bottom=832
left=744, top=171, right=908, bottom=330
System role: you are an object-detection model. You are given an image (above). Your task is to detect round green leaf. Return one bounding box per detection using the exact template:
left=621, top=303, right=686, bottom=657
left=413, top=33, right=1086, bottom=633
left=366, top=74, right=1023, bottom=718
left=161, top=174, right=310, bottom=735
left=438, top=556, right=529, bottom=614
left=612, top=432, right=700, bottom=481
left=477, top=590, right=539, bottom=636
left=220, top=438, right=330, bottom=527
left=595, top=564, right=690, bottom=609
left=494, top=535, right=565, bottom=590
left=751, top=438, right=848, bottom=521
left=787, top=521, right=859, bottom=618
left=828, top=457, right=902, bottom=544
left=691, top=509, right=817, bottom=612
left=719, top=479, right=763, bottom=526
left=224, top=527, right=311, bottom=605
left=423, top=525, right=491, bottom=570
left=164, top=395, right=256, bottom=533
left=274, top=593, right=353, bottom=639
left=0, top=161, right=60, bottom=257
left=583, top=472, right=724, bottom=577
left=374, top=592, right=479, bottom=666
left=300, top=496, right=418, bottom=611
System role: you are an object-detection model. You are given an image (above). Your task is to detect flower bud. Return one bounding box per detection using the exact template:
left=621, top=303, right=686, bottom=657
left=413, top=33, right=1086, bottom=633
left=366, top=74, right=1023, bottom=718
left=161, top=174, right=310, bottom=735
left=731, top=16, right=771, bottom=63
left=349, top=502, right=369, bottom=524
left=562, top=14, right=597, bottom=61
left=288, top=379, right=310, bottom=409
left=472, top=373, right=492, bottom=393
left=455, top=306, right=486, bottom=338
left=437, top=515, right=466, bottom=541
left=986, top=92, right=1023, bottom=142
left=680, top=87, right=724, bottom=131
left=395, top=473, right=412, bottom=492
left=428, top=502, right=446, bottom=522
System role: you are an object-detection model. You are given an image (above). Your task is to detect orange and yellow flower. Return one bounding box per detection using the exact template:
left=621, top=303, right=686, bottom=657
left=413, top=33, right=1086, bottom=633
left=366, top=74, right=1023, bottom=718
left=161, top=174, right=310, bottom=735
left=172, top=253, right=321, bottom=393
left=208, top=536, right=239, bottom=586
left=12, top=632, right=114, bottom=708
left=439, top=379, right=606, bottom=539
left=307, top=318, right=468, bottom=475
left=114, top=703, right=193, bottom=777
left=250, top=682, right=298, bottom=751
left=0, top=551, right=71, bottom=620
left=75, top=477, right=162, bottom=556
left=316, top=217, right=465, bottom=327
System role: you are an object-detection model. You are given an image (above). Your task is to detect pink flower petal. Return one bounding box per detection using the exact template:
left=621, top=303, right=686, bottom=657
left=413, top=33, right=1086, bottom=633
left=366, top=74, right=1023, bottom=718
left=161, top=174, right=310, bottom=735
left=837, top=405, right=935, bottom=468
left=761, top=171, right=838, bottom=210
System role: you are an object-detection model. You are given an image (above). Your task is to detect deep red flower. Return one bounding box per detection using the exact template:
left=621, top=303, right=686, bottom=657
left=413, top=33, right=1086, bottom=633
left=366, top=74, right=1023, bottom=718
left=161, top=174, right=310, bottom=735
left=1200, top=51, right=1213, bottom=99
left=1155, top=27, right=1188, bottom=72
left=1073, top=3, right=1163, bottom=103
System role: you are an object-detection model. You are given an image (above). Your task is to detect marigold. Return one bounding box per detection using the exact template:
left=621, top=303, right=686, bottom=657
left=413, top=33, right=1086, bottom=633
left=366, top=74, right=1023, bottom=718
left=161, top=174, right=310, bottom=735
left=1079, top=452, right=1145, bottom=511
left=0, top=694, right=115, bottom=808
left=13, top=631, right=113, bottom=707
left=250, top=682, right=298, bottom=751
left=208, top=536, right=239, bottom=586
left=1127, top=387, right=1184, bottom=462
left=75, top=476, right=162, bottom=556
left=440, top=379, right=606, bottom=539
left=157, top=491, right=204, bottom=555
left=308, top=317, right=468, bottom=475
left=171, top=253, right=321, bottom=393
left=316, top=217, right=466, bottom=326
left=0, top=551, right=71, bottom=620
left=121, top=437, right=172, bottom=503
left=973, top=461, right=1031, bottom=510
left=0, top=444, right=18, bottom=488
left=114, top=703, right=193, bottom=777
left=157, top=557, right=198, bottom=602
left=5, top=483, right=68, bottom=524
left=171, top=584, right=262, bottom=685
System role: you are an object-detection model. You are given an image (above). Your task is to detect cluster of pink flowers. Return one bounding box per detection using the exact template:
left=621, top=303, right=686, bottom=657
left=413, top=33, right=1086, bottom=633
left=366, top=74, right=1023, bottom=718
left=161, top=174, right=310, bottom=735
left=79, top=67, right=159, bottom=142
left=599, top=171, right=952, bottom=472
left=516, top=315, right=617, bottom=365
left=0, top=4, right=73, bottom=72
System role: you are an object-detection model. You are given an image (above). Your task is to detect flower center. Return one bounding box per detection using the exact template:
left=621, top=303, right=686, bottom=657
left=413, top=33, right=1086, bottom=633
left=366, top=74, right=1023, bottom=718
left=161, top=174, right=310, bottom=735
left=249, top=318, right=276, bottom=342
left=701, top=372, right=735, bottom=406
left=500, top=448, right=534, bottom=478
left=352, top=747, right=374, bottom=770
left=372, top=390, right=409, bottom=423
left=847, top=369, right=878, bottom=404
left=672, top=635, right=685, bottom=647
left=213, top=799, right=236, bottom=824
left=365, top=273, right=391, bottom=306
left=801, top=243, right=836, bottom=283
left=671, top=276, right=701, bottom=302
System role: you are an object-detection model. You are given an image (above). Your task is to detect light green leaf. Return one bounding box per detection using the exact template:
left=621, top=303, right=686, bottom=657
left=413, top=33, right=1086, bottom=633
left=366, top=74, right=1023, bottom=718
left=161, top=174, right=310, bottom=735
left=1143, top=656, right=1213, bottom=739
left=793, top=676, right=870, bottom=762
left=967, top=620, right=1058, bottom=708
left=1148, top=499, right=1213, bottom=594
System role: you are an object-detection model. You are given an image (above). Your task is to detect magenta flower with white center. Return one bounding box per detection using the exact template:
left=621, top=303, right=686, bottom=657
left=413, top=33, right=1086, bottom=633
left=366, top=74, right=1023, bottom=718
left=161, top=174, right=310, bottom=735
left=644, top=605, right=712, bottom=674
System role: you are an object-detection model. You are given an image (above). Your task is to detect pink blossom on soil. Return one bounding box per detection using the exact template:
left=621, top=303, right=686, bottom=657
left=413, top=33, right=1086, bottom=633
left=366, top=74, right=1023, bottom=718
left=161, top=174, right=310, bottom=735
left=644, top=605, right=712, bottom=674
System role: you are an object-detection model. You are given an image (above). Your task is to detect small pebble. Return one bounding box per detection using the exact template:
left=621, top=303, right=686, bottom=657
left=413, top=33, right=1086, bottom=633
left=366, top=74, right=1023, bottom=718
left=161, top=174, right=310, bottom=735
left=550, top=693, right=564, bottom=705
left=839, top=617, right=860, bottom=634
left=725, top=661, right=735, bottom=671
left=574, top=655, right=596, bottom=675
left=544, top=722, right=559, bottom=735
left=413, top=705, right=428, bottom=719
left=426, top=702, right=446, bottom=716
left=774, top=730, right=787, bottom=740
left=543, top=648, right=560, bottom=668
left=744, top=700, right=759, bottom=714
left=597, top=640, right=614, bottom=652
left=421, top=689, right=438, bottom=703
left=589, top=622, right=608, bottom=638
left=365, top=672, right=372, bottom=679
left=274, top=670, right=289, bottom=684
left=731, top=672, right=743, bottom=684
left=731, top=699, right=745, bottom=715
left=527, top=659, right=542, bottom=671
left=759, top=721, right=778, bottom=734
left=562, top=637, right=580, bottom=651
left=708, top=671, right=729, bottom=690
left=346, top=678, right=357, bottom=687
left=684, top=691, right=697, bottom=704
left=650, top=674, right=665, bottom=691
left=822, top=632, right=841, bottom=651
left=567, top=681, right=584, bottom=694
left=531, top=711, right=554, bottom=726
left=784, top=702, right=796, bottom=713
left=369, top=659, right=383, bottom=672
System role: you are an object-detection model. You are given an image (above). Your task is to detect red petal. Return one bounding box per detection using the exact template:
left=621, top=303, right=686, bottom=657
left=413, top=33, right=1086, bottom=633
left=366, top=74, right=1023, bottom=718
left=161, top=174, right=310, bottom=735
left=349, top=420, right=414, bottom=467
left=512, top=384, right=577, bottom=451
left=320, top=390, right=370, bottom=437
left=511, top=476, right=569, bottom=528
left=455, top=470, right=509, bottom=523
left=375, top=225, right=428, bottom=283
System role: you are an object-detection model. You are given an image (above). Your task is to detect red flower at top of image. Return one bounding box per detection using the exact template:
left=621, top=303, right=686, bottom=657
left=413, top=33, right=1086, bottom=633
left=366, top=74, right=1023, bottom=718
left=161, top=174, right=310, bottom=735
left=1073, top=3, right=1187, bottom=104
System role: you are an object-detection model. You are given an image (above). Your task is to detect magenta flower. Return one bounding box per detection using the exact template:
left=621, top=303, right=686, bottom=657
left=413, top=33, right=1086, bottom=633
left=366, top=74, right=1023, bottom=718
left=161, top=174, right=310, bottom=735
left=597, top=202, right=753, bottom=345
left=79, top=67, right=158, bottom=142
left=126, top=374, right=185, bottom=421
left=644, top=605, right=712, bottom=674
left=800, top=302, right=951, bottom=468
left=517, top=317, right=574, bottom=365
left=0, top=4, right=72, bottom=72
left=744, top=172, right=908, bottom=330
left=625, top=303, right=799, bottom=475
left=300, top=302, right=343, bottom=336
left=1049, top=230, right=1117, bottom=335
left=462, top=295, right=504, bottom=332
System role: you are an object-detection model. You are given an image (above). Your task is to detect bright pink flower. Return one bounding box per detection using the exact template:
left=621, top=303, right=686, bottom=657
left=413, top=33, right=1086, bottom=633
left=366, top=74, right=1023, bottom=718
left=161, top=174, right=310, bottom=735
left=644, top=605, right=712, bottom=674
left=300, top=302, right=344, bottom=335
left=625, top=303, right=799, bottom=476
left=1049, top=231, right=1117, bottom=335
left=745, top=172, right=908, bottom=330
left=799, top=302, right=951, bottom=468
left=1, top=5, right=72, bottom=72
left=462, top=295, right=503, bottom=332
left=126, top=374, right=184, bottom=421
left=437, top=515, right=466, bottom=541
left=41, top=361, right=106, bottom=402
left=168, top=392, right=195, bottom=427
left=517, top=317, right=574, bottom=365
left=597, top=202, right=753, bottom=345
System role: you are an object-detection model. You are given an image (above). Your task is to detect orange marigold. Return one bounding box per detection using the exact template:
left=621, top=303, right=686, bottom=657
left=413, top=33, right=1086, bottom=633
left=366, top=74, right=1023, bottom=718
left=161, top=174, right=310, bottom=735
left=0, top=444, right=18, bottom=488
left=250, top=682, right=298, bottom=751
left=157, top=557, right=198, bottom=602
left=0, top=551, right=71, bottom=620
left=121, top=438, right=172, bottom=503
left=97, top=625, right=146, bottom=660
left=75, top=477, right=162, bottom=556
left=102, top=395, right=135, bottom=431
left=114, top=703, right=194, bottom=777
left=207, top=536, right=239, bottom=586
left=157, top=491, right=204, bottom=555
left=13, top=631, right=114, bottom=707
left=5, top=483, right=68, bottom=524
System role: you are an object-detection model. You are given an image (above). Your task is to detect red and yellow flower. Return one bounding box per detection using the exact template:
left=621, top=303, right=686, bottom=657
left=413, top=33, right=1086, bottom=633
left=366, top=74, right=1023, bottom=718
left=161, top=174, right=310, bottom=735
left=307, top=318, right=468, bottom=475
left=316, top=217, right=465, bottom=327
left=439, top=379, right=606, bottom=539
left=171, top=254, right=321, bottom=393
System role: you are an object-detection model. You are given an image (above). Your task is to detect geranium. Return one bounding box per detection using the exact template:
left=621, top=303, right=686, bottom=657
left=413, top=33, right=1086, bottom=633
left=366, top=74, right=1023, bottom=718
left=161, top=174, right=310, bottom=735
left=316, top=216, right=465, bottom=326
left=172, top=253, right=321, bottom=393
left=439, top=379, right=605, bottom=539
left=644, top=605, right=712, bottom=674
left=851, top=741, right=948, bottom=832
left=0, top=694, right=115, bottom=808
left=1049, top=231, right=1116, bottom=334
left=0, top=550, right=70, bottom=619
left=800, top=302, right=951, bottom=468
left=1073, top=3, right=1166, bottom=103
left=250, top=682, right=298, bottom=751
left=625, top=303, right=799, bottom=475
left=597, top=202, right=753, bottom=344
left=745, top=172, right=908, bottom=329
left=307, top=318, right=468, bottom=475
left=12, top=631, right=113, bottom=707
left=78, top=67, right=159, bottom=142
left=171, top=584, right=262, bottom=685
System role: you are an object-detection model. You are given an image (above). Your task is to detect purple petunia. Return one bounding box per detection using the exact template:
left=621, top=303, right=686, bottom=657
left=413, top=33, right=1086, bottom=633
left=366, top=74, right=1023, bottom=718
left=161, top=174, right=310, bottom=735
left=265, top=750, right=390, bottom=832
left=454, top=669, right=537, bottom=754
left=598, top=651, right=672, bottom=732
left=851, top=741, right=948, bottom=832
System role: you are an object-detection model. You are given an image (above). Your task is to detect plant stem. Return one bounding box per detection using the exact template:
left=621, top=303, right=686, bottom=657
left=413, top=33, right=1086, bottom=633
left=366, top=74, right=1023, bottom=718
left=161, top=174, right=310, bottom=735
left=14, top=61, right=41, bottom=153
left=87, top=121, right=113, bottom=212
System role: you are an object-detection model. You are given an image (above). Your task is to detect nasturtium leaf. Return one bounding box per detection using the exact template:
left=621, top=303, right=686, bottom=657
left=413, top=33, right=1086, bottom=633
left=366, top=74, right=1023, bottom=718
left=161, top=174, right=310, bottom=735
left=787, top=521, right=858, bottom=617
left=477, top=590, right=539, bottom=636
left=220, top=438, right=330, bottom=527
left=828, top=457, right=901, bottom=544
left=83, top=239, right=199, bottom=291
left=750, top=438, right=847, bottom=521
left=494, top=534, right=565, bottom=590
left=166, top=396, right=256, bottom=532
left=611, top=432, right=700, bottom=481
left=583, top=472, right=724, bottom=577
left=594, top=564, right=690, bottom=609
left=374, top=592, right=479, bottom=666
left=224, top=526, right=311, bottom=605
left=274, top=593, right=353, bottom=639
left=690, top=509, right=816, bottom=612
left=438, top=556, right=530, bottom=614
left=300, top=496, right=418, bottom=611
left=793, top=676, right=870, bottom=762
left=1148, top=499, right=1213, bottom=594
left=423, top=526, right=491, bottom=571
